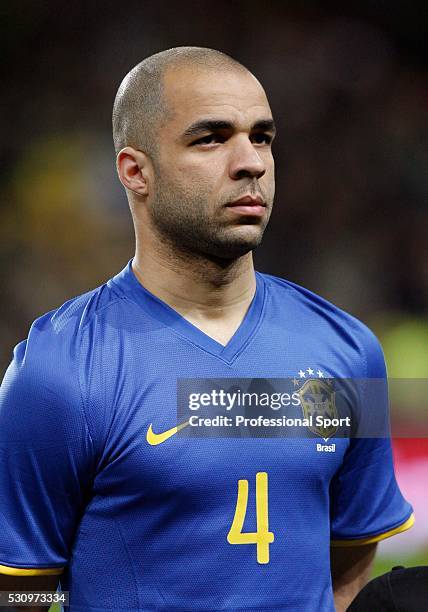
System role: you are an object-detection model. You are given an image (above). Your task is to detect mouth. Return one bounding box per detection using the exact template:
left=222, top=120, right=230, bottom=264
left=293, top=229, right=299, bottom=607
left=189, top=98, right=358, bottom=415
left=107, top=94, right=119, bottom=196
left=226, top=194, right=266, bottom=217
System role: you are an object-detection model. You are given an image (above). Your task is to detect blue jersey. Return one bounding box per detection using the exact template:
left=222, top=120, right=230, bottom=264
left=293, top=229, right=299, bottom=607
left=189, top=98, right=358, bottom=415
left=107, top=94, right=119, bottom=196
left=0, top=261, right=413, bottom=611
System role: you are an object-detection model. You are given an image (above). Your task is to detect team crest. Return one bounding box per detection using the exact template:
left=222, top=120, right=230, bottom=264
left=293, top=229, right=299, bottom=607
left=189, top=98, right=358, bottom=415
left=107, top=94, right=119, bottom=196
left=297, top=378, right=338, bottom=440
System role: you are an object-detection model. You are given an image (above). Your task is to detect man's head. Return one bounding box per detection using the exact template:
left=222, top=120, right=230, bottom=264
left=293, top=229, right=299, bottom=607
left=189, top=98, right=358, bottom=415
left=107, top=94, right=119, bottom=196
left=114, top=47, right=276, bottom=260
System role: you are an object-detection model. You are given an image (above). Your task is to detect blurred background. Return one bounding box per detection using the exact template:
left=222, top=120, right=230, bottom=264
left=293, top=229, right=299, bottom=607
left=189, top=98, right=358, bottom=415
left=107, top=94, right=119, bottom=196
left=1, top=0, right=427, bottom=585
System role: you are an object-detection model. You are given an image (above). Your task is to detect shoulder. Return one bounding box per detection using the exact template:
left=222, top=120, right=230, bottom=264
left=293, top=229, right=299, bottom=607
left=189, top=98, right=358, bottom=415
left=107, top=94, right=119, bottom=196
left=0, top=279, right=126, bottom=443
left=5, top=280, right=121, bottom=374
left=259, top=272, right=386, bottom=377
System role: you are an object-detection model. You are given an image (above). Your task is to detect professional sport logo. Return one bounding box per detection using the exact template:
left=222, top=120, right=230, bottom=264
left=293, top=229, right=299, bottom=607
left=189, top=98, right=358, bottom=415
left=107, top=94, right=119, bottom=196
left=296, top=373, right=338, bottom=440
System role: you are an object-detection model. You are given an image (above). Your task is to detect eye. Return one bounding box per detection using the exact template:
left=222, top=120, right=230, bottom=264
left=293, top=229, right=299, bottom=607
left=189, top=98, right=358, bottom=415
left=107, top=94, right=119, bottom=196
left=192, top=134, right=226, bottom=146
left=251, top=133, right=273, bottom=145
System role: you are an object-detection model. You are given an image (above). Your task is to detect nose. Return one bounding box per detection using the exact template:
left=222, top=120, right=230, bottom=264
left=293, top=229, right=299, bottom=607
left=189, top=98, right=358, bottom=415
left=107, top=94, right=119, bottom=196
left=228, top=136, right=266, bottom=181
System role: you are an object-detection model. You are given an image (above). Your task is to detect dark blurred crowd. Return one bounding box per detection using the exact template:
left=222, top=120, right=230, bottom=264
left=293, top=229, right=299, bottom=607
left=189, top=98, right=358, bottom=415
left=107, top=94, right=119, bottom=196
left=1, top=2, right=427, bottom=373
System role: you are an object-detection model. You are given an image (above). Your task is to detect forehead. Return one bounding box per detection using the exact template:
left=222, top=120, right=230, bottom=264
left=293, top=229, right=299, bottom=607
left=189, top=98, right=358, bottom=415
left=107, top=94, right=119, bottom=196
left=162, top=65, right=272, bottom=129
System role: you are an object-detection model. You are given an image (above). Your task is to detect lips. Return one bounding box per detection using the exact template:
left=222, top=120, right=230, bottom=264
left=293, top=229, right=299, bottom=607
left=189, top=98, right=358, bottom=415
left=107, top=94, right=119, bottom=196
left=226, top=194, right=266, bottom=218
left=228, top=195, right=266, bottom=207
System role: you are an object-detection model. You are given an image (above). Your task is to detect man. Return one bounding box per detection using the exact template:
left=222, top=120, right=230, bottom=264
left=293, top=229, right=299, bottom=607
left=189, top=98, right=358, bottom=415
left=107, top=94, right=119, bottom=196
left=347, top=565, right=428, bottom=611
left=0, top=47, right=414, bottom=611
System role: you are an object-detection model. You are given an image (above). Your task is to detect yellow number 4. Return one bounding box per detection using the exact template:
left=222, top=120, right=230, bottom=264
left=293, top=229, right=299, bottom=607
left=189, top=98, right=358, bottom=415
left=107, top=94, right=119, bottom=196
left=227, top=472, right=274, bottom=564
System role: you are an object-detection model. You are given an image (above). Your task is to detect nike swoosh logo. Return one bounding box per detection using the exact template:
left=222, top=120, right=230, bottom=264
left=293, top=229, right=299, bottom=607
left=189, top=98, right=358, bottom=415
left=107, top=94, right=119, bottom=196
left=146, top=421, right=190, bottom=446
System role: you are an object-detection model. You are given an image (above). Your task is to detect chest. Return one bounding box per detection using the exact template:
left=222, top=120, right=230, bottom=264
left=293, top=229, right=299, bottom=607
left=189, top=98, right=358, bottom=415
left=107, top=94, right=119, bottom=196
left=88, top=323, right=360, bottom=514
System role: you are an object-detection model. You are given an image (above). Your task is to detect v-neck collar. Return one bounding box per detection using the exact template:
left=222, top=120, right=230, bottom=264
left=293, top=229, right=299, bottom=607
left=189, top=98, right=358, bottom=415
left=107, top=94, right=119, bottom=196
left=110, top=259, right=267, bottom=364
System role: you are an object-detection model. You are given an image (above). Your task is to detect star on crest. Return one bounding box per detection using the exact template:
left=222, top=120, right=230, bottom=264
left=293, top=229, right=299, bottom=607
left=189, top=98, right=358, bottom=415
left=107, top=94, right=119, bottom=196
left=294, top=367, right=327, bottom=390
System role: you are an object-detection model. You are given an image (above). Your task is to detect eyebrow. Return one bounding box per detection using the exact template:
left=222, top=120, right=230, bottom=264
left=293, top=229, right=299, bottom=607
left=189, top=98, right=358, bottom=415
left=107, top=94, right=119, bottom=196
left=182, top=118, right=277, bottom=138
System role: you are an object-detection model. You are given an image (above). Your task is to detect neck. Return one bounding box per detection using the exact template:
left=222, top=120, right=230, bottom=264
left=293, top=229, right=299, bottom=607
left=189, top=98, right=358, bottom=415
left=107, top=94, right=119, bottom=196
left=132, top=239, right=256, bottom=316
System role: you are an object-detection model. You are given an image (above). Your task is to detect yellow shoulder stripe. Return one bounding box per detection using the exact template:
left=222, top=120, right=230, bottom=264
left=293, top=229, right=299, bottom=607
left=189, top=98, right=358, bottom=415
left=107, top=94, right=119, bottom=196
left=0, top=564, right=64, bottom=576
left=331, top=513, right=415, bottom=547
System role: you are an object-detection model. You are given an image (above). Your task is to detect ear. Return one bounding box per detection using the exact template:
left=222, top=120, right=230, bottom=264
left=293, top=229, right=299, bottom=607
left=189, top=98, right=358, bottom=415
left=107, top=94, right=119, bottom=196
left=116, top=147, right=151, bottom=197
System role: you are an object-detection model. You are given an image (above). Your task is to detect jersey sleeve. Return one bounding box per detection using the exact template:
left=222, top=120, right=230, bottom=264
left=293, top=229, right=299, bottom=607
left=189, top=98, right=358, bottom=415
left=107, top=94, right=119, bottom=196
left=330, top=327, right=414, bottom=546
left=0, top=315, right=97, bottom=575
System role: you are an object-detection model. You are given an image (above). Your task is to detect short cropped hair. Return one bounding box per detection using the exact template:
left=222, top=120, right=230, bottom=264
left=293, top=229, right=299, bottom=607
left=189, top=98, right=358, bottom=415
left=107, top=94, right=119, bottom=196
left=112, top=46, right=248, bottom=158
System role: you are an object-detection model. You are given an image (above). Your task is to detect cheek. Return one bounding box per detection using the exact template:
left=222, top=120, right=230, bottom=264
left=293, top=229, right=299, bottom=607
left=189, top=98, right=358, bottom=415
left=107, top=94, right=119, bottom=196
left=180, top=149, right=229, bottom=177
left=260, top=160, right=275, bottom=188
left=177, top=160, right=225, bottom=195
left=266, top=157, right=276, bottom=180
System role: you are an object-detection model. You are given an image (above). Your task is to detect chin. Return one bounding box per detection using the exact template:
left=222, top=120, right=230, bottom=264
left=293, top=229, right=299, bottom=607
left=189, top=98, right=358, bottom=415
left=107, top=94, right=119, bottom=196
left=207, top=234, right=264, bottom=259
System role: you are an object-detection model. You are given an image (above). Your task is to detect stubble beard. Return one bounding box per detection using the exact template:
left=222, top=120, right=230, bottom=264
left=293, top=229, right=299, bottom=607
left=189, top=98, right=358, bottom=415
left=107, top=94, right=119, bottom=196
left=149, top=176, right=272, bottom=262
